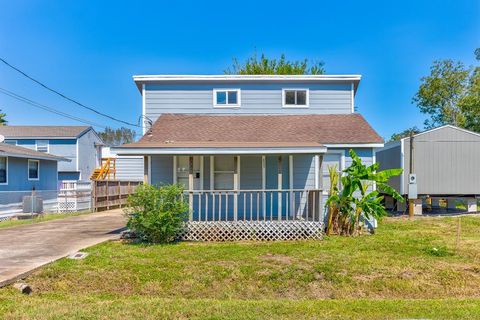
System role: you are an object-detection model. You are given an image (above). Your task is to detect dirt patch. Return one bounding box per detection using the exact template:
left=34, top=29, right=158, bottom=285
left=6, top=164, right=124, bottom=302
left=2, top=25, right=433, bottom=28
left=259, top=253, right=293, bottom=264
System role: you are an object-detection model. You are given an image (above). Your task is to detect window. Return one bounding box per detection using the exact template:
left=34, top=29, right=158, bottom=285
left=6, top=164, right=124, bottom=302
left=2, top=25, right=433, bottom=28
left=4, top=140, right=16, bottom=145
left=213, top=89, right=241, bottom=107
left=282, top=89, right=309, bottom=107
left=28, top=160, right=39, bottom=180
left=36, top=140, right=49, bottom=153
left=176, top=156, right=201, bottom=189
left=214, top=155, right=235, bottom=190
left=0, top=157, right=7, bottom=184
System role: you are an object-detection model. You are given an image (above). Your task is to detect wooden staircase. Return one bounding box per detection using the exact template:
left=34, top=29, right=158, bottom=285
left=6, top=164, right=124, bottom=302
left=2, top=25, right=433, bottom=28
left=90, top=157, right=116, bottom=181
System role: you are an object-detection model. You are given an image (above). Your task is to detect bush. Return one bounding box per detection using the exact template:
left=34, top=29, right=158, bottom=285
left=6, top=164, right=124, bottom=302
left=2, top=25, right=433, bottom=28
left=125, top=184, right=188, bottom=243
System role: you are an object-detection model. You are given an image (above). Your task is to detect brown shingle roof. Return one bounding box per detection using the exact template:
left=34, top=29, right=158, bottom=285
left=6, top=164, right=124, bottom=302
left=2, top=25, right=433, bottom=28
left=0, top=143, right=68, bottom=161
left=121, top=114, right=383, bottom=148
left=0, top=126, right=91, bottom=138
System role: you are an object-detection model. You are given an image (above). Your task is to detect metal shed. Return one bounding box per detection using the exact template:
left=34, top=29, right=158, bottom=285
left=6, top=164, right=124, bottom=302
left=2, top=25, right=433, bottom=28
left=377, top=125, right=480, bottom=197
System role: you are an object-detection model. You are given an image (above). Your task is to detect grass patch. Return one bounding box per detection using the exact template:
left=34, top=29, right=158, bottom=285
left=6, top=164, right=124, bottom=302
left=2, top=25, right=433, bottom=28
left=0, top=212, right=89, bottom=229
left=2, top=215, right=480, bottom=318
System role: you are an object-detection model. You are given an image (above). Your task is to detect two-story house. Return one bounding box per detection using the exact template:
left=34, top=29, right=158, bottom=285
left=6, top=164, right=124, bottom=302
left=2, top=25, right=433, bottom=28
left=113, top=74, right=383, bottom=240
left=0, top=126, right=103, bottom=182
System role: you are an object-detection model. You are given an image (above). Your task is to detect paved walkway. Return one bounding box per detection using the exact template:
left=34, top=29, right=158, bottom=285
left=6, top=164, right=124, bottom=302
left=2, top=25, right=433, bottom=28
left=0, top=209, right=126, bottom=287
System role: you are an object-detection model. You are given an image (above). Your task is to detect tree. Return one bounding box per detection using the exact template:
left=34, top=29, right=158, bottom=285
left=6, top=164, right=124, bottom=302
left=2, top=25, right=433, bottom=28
left=0, top=109, right=7, bottom=125
left=225, top=52, right=325, bottom=75
left=461, top=50, right=480, bottom=132
left=413, top=49, right=480, bottom=130
left=389, top=126, right=421, bottom=142
left=98, top=127, right=136, bottom=146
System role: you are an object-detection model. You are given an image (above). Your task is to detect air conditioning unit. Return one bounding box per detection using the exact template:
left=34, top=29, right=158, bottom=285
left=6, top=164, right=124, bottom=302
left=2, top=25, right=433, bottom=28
left=23, top=196, right=44, bottom=213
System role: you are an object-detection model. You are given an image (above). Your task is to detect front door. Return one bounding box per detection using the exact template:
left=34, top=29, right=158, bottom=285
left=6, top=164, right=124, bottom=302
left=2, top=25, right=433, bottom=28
left=177, top=156, right=202, bottom=190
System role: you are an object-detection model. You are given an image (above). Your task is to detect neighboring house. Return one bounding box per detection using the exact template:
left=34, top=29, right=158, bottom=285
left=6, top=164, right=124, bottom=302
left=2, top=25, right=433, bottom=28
left=0, top=143, right=67, bottom=215
left=376, top=125, right=480, bottom=212
left=101, top=147, right=144, bottom=181
left=0, top=126, right=103, bottom=181
left=113, top=74, right=383, bottom=240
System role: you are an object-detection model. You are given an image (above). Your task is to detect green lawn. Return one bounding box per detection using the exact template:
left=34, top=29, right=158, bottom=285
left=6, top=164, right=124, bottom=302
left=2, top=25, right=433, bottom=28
left=1, top=215, right=480, bottom=319
left=0, top=212, right=88, bottom=229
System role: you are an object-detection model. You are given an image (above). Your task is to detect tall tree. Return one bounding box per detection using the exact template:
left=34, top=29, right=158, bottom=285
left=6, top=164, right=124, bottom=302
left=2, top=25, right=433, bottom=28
left=225, top=53, right=325, bottom=75
left=0, top=109, right=7, bottom=126
left=413, top=49, right=480, bottom=130
left=98, top=127, right=136, bottom=146
left=461, top=49, right=480, bottom=132
left=389, top=126, right=421, bottom=142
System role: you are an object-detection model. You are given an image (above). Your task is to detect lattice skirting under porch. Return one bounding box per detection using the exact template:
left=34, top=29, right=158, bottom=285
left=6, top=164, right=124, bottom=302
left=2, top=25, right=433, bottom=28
left=178, top=221, right=324, bottom=241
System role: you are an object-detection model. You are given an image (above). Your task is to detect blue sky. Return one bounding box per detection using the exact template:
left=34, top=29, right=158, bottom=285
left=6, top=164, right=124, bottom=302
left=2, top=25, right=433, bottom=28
left=0, top=0, right=478, bottom=140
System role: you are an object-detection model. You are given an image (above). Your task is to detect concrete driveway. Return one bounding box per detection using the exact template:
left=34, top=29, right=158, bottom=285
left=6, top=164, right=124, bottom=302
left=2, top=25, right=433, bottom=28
left=0, top=209, right=126, bottom=287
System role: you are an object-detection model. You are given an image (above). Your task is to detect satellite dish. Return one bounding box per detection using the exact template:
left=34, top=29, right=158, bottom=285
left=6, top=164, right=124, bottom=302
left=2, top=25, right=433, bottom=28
left=0, top=135, right=5, bottom=143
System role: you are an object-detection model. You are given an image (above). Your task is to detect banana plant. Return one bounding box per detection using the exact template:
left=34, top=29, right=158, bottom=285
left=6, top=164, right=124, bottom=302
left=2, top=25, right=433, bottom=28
left=325, top=150, right=403, bottom=235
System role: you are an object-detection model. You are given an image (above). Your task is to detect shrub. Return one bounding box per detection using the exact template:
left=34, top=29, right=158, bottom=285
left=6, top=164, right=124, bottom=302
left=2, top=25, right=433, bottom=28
left=125, top=184, right=188, bottom=243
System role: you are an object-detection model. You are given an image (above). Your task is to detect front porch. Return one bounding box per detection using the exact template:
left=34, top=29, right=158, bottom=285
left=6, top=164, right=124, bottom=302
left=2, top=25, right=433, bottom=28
left=147, top=154, right=327, bottom=241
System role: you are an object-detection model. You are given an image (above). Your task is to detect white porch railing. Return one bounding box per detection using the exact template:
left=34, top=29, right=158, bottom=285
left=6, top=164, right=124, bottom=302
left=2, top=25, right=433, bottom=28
left=184, top=189, right=323, bottom=222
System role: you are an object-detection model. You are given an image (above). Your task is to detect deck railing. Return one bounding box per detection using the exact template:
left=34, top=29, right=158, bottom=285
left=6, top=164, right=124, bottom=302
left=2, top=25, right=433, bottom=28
left=184, top=189, right=323, bottom=222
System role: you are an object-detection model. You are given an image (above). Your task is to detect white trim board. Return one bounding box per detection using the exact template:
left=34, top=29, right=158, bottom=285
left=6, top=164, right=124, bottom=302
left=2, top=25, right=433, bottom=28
left=324, top=143, right=384, bottom=148
left=133, top=74, right=362, bottom=82
left=400, top=125, right=480, bottom=141
left=113, top=146, right=328, bottom=155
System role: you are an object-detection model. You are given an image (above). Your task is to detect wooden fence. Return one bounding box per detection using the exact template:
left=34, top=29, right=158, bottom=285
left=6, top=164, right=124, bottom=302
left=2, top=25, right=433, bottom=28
left=92, top=180, right=142, bottom=212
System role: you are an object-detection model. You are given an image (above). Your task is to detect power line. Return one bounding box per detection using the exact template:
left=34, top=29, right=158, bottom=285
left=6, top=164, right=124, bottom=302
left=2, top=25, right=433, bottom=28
left=0, top=57, right=141, bottom=128
left=0, top=87, right=108, bottom=130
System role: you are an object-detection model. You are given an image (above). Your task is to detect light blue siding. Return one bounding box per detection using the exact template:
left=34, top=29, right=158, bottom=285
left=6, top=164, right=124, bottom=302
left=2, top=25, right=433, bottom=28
left=0, top=157, right=58, bottom=191
left=150, top=155, right=173, bottom=185
left=240, top=155, right=262, bottom=189
left=49, top=140, right=77, bottom=173
left=58, top=172, right=81, bottom=181
left=115, top=156, right=144, bottom=181
left=203, top=156, right=210, bottom=189
left=145, top=82, right=353, bottom=122
left=77, top=130, right=102, bottom=181
left=15, top=140, right=36, bottom=149
left=292, top=154, right=315, bottom=189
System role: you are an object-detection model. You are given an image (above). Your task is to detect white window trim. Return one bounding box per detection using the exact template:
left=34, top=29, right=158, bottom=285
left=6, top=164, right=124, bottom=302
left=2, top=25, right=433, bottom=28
left=0, top=156, right=8, bottom=185
left=282, top=88, right=309, bottom=108
left=213, top=89, right=241, bottom=108
left=35, top=140, right=49, bottom=153
left=28, top=159, right=40, bottom=181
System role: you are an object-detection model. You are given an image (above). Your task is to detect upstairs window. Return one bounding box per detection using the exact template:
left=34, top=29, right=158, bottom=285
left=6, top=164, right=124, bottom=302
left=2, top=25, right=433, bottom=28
left=282, top=89, right=309, bottom=107
left=213, top=89, right=241, bottom=107
left=36, top=140, right=49, bottom=153
left=28, top=159, right=39, bottom=180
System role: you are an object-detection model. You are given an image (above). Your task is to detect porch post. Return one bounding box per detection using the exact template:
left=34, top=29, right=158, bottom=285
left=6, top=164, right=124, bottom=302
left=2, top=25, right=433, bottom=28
left=278, top=156, right=282, bottom=221
left=317, top=154, right=324, bottom=221
left=143, top=156, right=149, bottom=184
left=233, top=156, right=239, bottom=221
left=262, top=156, right=266, bottom=216
left=210, top=156, right=214, bottom=190
left=188, top=156, right=194, bottom=220
left=289, top=155, right=294, bottom=219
